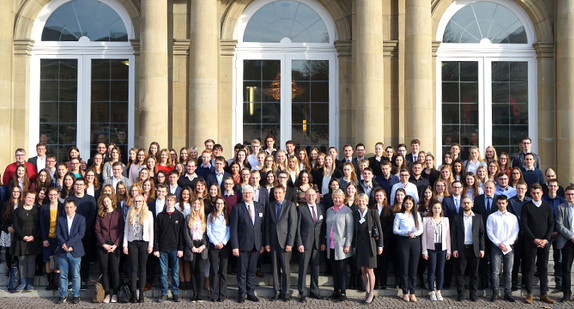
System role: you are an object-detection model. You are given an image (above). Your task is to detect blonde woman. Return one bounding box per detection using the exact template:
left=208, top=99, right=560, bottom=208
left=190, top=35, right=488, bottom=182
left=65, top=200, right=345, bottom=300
left=183, top=198, right=208, bottom=302
left=464, top=147, right=486, bottom=174
left=123, top=195, right=153, bottom=303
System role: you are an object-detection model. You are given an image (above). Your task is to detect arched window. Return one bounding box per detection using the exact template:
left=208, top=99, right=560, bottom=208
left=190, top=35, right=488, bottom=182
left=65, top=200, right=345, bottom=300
left=436, top=0, right=537, bottom=159
left=235, top=0, right=338, bottom=150
left=30, top=0, right=134, bottom=161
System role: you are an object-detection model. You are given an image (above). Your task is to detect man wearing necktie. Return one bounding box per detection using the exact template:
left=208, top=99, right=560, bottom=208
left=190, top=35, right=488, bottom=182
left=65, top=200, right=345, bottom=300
left=474, top=181, right=498, bottom=290
left=230, top=185, right=264, bottom=303
left=265, top=185, right=297, bottom=302
left=295, top=189, right=326, bottom=302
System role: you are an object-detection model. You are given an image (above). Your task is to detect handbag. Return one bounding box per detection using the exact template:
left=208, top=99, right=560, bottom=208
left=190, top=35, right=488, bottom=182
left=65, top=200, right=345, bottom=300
left=48, top=255, right=58, bottom=271
left=371, top=226, right=380, bottom=239
left=7, top=259, right=19, bottom=292
left=92, top=274, right=105, bottom=303
left=117, top=283, right=131, bottom=303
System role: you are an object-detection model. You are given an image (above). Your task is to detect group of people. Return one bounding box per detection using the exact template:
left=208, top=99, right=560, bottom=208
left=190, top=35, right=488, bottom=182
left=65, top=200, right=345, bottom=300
left=0, top=135, right=573, bottom=305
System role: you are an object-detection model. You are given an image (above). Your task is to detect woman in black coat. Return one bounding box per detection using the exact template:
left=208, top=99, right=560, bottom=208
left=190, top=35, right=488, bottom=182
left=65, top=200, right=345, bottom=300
left=353, top=193, right=383, bottom=304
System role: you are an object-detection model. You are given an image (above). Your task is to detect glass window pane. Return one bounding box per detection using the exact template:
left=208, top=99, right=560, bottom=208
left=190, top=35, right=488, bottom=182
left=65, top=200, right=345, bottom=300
left=244, top=0, right=329, bottom=43
left=40, top=59, right=78, bottom=162
left=443, top=2, right=527, bottom=44
left=42, top=0, right=128, bottom=42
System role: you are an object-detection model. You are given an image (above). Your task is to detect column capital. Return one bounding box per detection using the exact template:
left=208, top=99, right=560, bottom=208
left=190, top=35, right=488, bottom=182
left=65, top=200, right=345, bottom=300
left=220, top=40, right=237, bottom=57
left=432, top=41, right=441, bottom=58
left=335, top=40, right=352, bottom=56
left=383, top=40, right=398, bottom=57
left=533, top=42, right=554, bottom=59
left=174, top=39, right=190, bottom=56
left=14, top=39, right=34, bottom=56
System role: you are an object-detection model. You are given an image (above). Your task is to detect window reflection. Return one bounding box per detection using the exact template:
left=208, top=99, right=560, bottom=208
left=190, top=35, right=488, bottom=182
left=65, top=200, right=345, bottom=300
left=42, top=0, right=128, bottom=42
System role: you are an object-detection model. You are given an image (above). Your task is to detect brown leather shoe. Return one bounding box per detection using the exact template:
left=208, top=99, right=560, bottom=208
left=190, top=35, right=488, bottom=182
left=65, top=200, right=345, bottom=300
left=540, top=295, right=555, bottom=304
left=256, top=270, right=264, bottom=278
left=524, top=294, right=533, bottom=304
left=144, top=283, right=152, bottom=291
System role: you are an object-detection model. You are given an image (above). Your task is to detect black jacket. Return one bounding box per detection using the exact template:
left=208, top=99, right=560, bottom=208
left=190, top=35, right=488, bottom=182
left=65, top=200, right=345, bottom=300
left=154, top=208, right=185, bottom=252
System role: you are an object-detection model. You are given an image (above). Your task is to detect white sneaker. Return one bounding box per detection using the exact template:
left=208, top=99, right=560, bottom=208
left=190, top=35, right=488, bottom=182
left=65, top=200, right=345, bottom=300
left=111, top=295, right=118, bottom=303
left=429, top=291, right=437, bottom=301
left=436, top=291, right=444, bottom=301
left=103, top=295, right=111, bottom=303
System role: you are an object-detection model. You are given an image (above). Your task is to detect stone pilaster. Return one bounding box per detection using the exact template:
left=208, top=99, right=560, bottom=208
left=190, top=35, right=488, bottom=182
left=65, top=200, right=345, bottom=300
left=534, top=42, right=555, bottom=172
left=353, top=0, right=385, bottom=148
left=556, top=0, right=574, bottom=185
left=0, top=1, right=13, bottom=167
left=189, top=0, right=219, bottom=147
left=138, top=0, right=169, bottom=148
left=404, top=0, right=434, bottom=151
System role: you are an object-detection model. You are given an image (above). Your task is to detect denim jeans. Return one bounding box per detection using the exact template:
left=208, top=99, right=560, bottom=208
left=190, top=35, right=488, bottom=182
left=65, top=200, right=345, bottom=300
left=491, top=244, right=514, bottom=295
left=58, top=253, right=82, bottom=298
left=427, top=244, right=446, bottom=291
left=159, top=251, right=180, bottom=296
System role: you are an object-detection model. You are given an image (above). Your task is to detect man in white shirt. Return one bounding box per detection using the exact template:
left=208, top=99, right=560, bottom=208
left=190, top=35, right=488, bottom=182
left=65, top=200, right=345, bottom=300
left=390, top=168, right=419, bottom=204
left=28, top=142, right=47, bottom=172
left=247, top=139, right=261, bottom=168
left=486, top=195, right=519, bottom=302
left=495, top=173, right=517, bottom=199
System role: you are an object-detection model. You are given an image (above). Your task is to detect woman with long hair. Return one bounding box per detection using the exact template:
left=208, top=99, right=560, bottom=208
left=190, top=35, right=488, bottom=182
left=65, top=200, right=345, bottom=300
left=262, top=170, right=277, bottom=194
left=95, top=194, right=125, bottom=303
left=8, top=164, right=32, bottom=193
left=261, top=155, right=277, bottom=175
left=1, top=187, right=23, bottom=273
left=147, top=142, right=160, bottom=161
left=35, top=187, right=48, bottom=207
left=126, top=148, right=138, bottom=170
left=229, top=162, right=241, bottom=185
left=510, top=167, right=525, bottom=188
left=239, top=168, right=251, bottom=189
left=233, top=148, right=251, bottom=171
left=194, top=178, right=208, bottom=201
left=451, top=159, right=466, bottom=182
left=206, top=184, right=222, bottom=215
left=433, top=179, right=450, bottom=202
left=123, top=195, right=153, bottom=303
left=157, top=148, right=174, bottom=173
left=154, top=170, right=168, bottom=187
left=344, top=182, right=359, bottom=210
left=498, top=152, right=512, bottom=177
left=297, top=148, right=312, bottom=172
left=145, top=156, right=157, bottom=180
left=286, top=156, right=300, bottom=187
left=309, top=147, right=320, bottom=169
left=142, top=179, right=155, bottom=203
left=487, top=161, right=500, bottom=182
left=183, top=198, right=209, bottom=302
left=35, top=169, right=52, bottom=192
left=169, top=149, right=178, bottom=167
left=128, top=148, right=147, bottom=184
left=55, top=163, right=69, bottom=191
left=417, top=186, right=435, bottom=217
left=463, top=172, right=483, bottom=200
left=126, top=184, right=142, bottom=210
left=135, top=168, right=150, bottom=188
left=422, top=202, right=451, bottom=301
left=179, top=147, right=189, bottom=165
left=439, top=165, right=454, bottom=194
left=90, top=153, right=105, bottom=184
left=353, top=193, right=383, bottom=304
left=385, top=146, right=395, bottom=160
left=392, top=188, right=407, bottom=213
left=321, top=178, right=340, bottom=209
left=476, top=165, right=488, bottom=189
left=40, top=187, right=64, bottom=291
left=391, top=155, right=407, bottom=177
left=372, top=188, right=395, bottom=289
left=12, top=191, right=42, bottom=291
left=438, top=152, right=453, bottom=171
left=116, top=182, right=129, bottom=219
left=58, top=173, right=76, bottom=203
left=66, top=147, right=87, bottom=171
left=295, top=170, right=319, bottom=205
left=317, top=154, right=341, bottom=196
left=206, top=197, right=230, bottom=302
left=176, top=186, right=193, bottom=291
left=340, top=162, right=358, bottom=191
left=102, top=146, right=124, bottom=182
left=484, top=146, right=498, bottom=165
left=189, top=147, right=199, bottom=163
left=264, top=134, right=278, bottom=157
left=84, top=168, right=101, bottom=199
left=422, top=154, right=440, bottom=187
left=393, top=195, right=423, bottom=302
left=221, top=177, right=241, bottom=214
left=464, top=147, right=486, bottom=174
left=275, top=150, right=288, bottom=173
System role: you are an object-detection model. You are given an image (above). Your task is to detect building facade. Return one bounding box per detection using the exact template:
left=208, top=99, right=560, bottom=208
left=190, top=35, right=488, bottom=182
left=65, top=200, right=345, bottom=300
left=0, top=0, right=571, bottom=183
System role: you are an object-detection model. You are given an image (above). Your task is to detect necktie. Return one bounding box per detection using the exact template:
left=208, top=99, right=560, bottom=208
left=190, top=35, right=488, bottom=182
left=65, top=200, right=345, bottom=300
left=276, top=203, right=282, bottom=220
left=310, top=205, right=317, bottom=224
left=414, top=155, right=417, bottom=162
left=247, top=204, right=254, bottom=224
left=486, top=197, right=491, bottom=212
left=455, top=198, right=459, bottom=213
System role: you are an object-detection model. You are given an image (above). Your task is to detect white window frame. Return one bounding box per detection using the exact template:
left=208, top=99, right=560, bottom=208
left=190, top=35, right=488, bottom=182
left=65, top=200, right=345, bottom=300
left=435, top=0, right=537, bottom=163
left=29, top=0, right=135, bottom=158
left=234, top=0, right=339, bottom=149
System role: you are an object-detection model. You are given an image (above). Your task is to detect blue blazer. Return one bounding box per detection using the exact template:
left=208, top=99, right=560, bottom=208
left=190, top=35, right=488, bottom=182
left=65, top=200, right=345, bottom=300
left=148, top=199, right=165, bottom=219
left=442, top=196, right=462, bottom=220
left=206, top=171, right=232, bottom=191
left=229, top=201, right=264, bottom=252
left=55, top=214, right=86, bottom=258
left=473, top=194, right=498, bottom=225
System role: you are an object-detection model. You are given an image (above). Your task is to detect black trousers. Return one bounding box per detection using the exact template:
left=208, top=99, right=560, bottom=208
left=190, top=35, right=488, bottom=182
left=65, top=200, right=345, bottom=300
left=396, top=236, right=421, bottom=294
left=209, top=243, right=229, bottom=300
left=146, top=254, right=158, bottom=285
left=128, top=241, right=149, bottom=293
left=81, top=236, right=95, bottom=283
left=375, top=237, right=394, bottom=287
left=237, top=249, right=259, bottom=297
left=455, top=246, right=479, bottom=296
left=479, top=239, right=492, bottom=288
left=98, top=247, right=121, bottom=294
left=298, top=246, right=320, bottom=296
left=561, top=240, right=574, bottom=296
left=512, top=234, right=525, bottom=287
left=189, top=253, right=205, bottom=296
left=329, top=249, right=347, bottom=294
left=524, top=242, right=550, bottom=295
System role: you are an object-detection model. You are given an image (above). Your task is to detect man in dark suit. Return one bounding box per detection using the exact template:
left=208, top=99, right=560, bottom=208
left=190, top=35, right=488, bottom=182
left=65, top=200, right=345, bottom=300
left=270, top=171, right=297, bottom=204
left=206, top=156, right=232, bottom=190
left=265, top=185, right=297, bottom=301
left=405, top=139, right=421, bottom=167
left=508, top=180, right=531, bottom=291
left=451, top=197, right=485, bottom=302
left=473, top=180, right=498, bottom=290
left=145, top=183, right=168, bottom=290
left=27, top=142, right=47, bottom=173
left=357, top=168, right=379, bottom=205
left=369, top=142, right=388, bottom=176
left=555, top=185, right=574, bottom=302
left=443, top=180, right=464, bottom=220
left=230, top=185, right=265, bottom=303
left=296, top=188, right=325, bottom=302
left=87, top=142, right=109, bottom=167
left=55, top=199, right=86, bottom=304
left=250, top=170, right=269, bottom=277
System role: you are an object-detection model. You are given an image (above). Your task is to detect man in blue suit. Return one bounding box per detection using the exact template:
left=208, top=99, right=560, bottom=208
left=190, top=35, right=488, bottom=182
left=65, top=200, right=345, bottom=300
left=443, top=180, right=464, bottom=220
left=230, top=185, right=264, bottom=303
left=55, top=199, right=86, bottom=305
left=206, top=156, right=232, bottom=190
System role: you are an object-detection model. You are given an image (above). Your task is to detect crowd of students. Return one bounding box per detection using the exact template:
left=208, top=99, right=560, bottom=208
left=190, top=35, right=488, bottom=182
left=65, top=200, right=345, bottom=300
left=0, top=135, right=573, bottom=305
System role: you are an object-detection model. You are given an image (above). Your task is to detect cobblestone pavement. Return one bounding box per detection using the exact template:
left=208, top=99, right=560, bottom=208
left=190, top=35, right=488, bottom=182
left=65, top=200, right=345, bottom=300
left=1, top=293, right=574, bottom=308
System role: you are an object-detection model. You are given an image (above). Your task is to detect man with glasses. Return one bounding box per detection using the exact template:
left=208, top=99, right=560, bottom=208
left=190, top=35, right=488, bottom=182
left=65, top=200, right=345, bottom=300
left=542, top=168, right=565, bottom=198
left=512, top=137, right=541, bottom=169
left=443, top=180, right=464, bottom=220
left=88, top=142, right=109, bottom=167
left=28, top=142, right=47, bottom=173
left=178, top=159, right=202, bottom=189
left=495, top=173, right=516, bottom=199
left=270, top=171, right=297, bottom=204
left=390, top=168, right=419, bottom=204
left=45, top=153, right=58, bottom=183
left=555, top=186, right=574, bottom=302
left=3, top=148, right=37, bottom=184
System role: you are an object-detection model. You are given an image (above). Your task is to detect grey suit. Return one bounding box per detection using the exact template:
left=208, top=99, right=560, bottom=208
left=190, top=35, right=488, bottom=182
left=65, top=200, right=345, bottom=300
left=103, top=176, right=132, bottom=191
left=265, top=199, right=297, bottom=296
left=325, top=206, right=353, bottom=260
left=555, top=202, right=574, bottom=296
left=295, top=203, right=325, bottom=296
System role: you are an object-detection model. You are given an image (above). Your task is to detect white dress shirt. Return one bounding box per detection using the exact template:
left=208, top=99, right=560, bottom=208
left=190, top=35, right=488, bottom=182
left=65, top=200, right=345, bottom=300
left=486, top=210, right=519, bottom=249
left=393, top=212, right=423, bottom=237
left=463, top=211, right=475, bottom=245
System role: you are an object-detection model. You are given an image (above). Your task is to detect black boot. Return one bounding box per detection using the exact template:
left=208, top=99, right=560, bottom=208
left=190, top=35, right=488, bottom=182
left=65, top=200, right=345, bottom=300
left=130, top=290, right=137, bottom=303
left=138, top=289, right=145, bottom=303
left=45, top=273, right=52, bottom=290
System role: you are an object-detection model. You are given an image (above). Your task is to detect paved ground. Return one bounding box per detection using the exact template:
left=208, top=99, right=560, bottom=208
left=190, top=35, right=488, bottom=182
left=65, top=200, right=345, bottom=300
left=0, top=292, right=574, bottom=308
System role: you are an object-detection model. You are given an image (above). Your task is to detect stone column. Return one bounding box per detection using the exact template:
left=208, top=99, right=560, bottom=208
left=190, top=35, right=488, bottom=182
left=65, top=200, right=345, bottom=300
left=534, top=43, right=555, bottom=172
left=189, top=0, right=219, bottom=147
left=404, top=0, right=433, bottom=151
left=353, top=0, right=385, bottom=148
left=0, top=1, right=13, bottom=166
left=556, top=0, right=574, bottom=185
left=138, top=0, right=169, bottom=148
